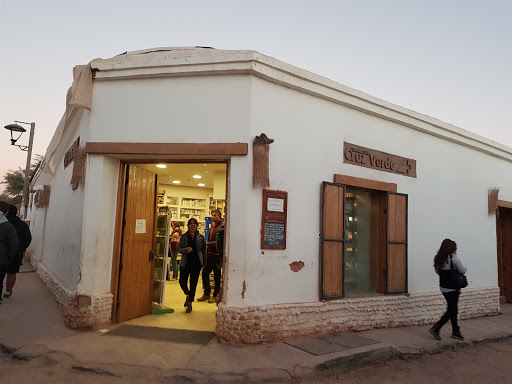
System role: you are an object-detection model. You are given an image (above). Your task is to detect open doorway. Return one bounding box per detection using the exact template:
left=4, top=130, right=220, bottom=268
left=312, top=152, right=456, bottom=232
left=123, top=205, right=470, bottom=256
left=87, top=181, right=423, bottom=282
left=114, top=161, right=228, bottom=332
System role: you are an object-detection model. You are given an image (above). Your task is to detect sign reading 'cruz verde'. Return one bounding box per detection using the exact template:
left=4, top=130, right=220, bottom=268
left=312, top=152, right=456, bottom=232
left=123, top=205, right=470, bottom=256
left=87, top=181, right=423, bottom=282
left=343, top=142, right=417, bottom=178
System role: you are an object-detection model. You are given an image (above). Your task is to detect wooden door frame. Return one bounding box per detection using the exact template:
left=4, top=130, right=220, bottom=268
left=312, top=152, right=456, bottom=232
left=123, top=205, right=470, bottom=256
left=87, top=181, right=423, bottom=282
left=110, top=163, right=127, bottom=322
left=110, top=159, right=231, bottom=323
left=218, top=161, right=230, bottom=305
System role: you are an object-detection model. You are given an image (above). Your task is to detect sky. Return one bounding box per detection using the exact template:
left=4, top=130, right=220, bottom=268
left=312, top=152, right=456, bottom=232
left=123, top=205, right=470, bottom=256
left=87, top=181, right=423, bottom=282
left=1, top=0, right=511, bottom=193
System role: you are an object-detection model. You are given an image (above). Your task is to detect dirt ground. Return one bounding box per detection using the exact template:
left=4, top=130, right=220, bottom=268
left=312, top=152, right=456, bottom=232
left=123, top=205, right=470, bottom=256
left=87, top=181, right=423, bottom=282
left=302, top=338, right=512, bottom=384
left=0, top=350, right=165, bottom=384
left=1, top=339, right=512, bottom=383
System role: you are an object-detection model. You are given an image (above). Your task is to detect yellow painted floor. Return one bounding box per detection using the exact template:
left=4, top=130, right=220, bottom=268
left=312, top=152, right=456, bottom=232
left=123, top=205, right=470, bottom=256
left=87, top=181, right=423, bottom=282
left=124, top=279, right=218, bottom=332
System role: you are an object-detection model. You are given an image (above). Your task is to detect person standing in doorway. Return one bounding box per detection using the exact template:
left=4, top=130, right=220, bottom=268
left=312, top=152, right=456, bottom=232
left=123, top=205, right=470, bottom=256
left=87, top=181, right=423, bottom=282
left=178, top=218, right=206, bottom=313
left=0, top=201, right=19, bottom=303
left=429, top=238, right=467, bottom=341
left=197, top=210, right=224, bottom=304
left=4, top=205, right=31, bottom=298
left=168, top=222, right=182, bottom=281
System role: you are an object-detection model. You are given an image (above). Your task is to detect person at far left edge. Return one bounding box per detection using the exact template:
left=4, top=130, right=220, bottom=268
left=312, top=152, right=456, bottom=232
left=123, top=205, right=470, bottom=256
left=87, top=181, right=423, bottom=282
left=0, top=201, right=19, bottom=303
left=4, top=205, right=31, bottom=298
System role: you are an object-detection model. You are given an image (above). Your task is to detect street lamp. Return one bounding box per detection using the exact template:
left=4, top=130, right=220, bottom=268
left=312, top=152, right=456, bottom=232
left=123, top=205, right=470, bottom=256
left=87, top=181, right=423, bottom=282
left=4, top=121, right=36, bottom=219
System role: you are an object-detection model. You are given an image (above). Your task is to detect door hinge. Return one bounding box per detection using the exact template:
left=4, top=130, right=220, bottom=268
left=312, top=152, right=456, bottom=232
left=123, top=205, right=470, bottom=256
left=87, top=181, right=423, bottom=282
left=384, top=209, right=388, bottom=214
left=123, top=219, right=126, bottom=227
left=120, top=263, right=123, bottom=271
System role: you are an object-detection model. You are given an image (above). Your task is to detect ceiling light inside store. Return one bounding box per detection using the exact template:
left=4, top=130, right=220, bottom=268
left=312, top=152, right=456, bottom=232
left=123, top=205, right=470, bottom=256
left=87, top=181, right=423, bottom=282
left=198, top=183, right=205, bottom=187
left=172, top=180, right=181, bottom=184
left=156, top=164, right=167, bottom=168
left=193, top=175, right=201, bottom=179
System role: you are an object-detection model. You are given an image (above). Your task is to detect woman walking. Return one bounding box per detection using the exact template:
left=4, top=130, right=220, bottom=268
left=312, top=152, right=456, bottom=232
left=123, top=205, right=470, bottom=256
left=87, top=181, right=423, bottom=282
left=168, top=222, right=182, bottom=280
left=178, top=218, right=206, bottom=313
left=429, top=238, right=467, bottom=340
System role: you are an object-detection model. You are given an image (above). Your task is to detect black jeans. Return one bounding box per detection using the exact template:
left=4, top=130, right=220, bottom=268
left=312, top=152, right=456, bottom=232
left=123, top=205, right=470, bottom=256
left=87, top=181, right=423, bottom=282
left=201, top=255, right=221, bottom=297
left=433, top=290, right=460, bottom=332
left=0, top=263, right=6, bottom=296
left=179, top=254, right=201, bottom=302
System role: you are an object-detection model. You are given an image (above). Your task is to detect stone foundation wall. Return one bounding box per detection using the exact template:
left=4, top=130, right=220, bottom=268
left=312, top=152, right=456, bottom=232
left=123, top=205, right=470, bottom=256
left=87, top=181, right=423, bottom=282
left=34, top=260, right=113, bottom=329
left=216, top=287, right=500, bottom=344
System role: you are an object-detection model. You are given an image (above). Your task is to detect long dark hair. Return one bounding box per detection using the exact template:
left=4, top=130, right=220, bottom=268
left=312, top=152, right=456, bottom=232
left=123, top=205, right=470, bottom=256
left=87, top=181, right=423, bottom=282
left=434, top=238, right=457, bottom=271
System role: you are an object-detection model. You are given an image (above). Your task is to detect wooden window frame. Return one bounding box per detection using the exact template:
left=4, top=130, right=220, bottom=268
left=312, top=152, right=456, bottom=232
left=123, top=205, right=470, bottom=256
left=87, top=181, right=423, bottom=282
left=320, top=175, right=407, bottom=300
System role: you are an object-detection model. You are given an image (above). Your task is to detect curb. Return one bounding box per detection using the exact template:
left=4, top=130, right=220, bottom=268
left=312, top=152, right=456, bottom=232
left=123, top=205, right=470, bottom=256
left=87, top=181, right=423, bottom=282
left=397, top=333, right=512, bottom=359
left=314, top=345, right=397, bottom=372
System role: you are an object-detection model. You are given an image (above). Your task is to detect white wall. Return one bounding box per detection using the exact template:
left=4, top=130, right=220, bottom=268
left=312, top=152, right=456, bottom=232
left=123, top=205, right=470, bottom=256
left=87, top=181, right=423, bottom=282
left=37, top=110, right=90, bottom=291
left=89, top=76, right=251, bottom=143
left=86, top=74, right=252, bottom=300
left=79, top=154, right=120, bottom=296
left=224, top=75, right=512, bottom=307
left=82, top=72, right=512, bottom=309
left=27, top=187, right=47, bottom=263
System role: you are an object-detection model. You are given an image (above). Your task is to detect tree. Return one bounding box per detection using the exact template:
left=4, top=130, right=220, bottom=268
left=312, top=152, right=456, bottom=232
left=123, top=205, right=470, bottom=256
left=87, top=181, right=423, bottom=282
left=1, top=155, right=43, bottom=206
left=0, top=193, right=17, bottom=205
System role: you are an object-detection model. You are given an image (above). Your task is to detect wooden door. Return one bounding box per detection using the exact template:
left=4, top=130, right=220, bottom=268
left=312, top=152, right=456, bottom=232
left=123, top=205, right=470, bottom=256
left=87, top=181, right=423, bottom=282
left=497, top=208, right=512, bottom=302
left=320, top=182, right=345, bottom=299
left=387, top=192, right=408, bottom=294
left=117, top=165, right=157, bottom=322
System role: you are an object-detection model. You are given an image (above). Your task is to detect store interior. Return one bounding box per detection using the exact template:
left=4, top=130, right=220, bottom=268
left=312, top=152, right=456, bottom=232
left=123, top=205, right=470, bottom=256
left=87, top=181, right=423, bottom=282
left=126, top=162, right=227, bottom=331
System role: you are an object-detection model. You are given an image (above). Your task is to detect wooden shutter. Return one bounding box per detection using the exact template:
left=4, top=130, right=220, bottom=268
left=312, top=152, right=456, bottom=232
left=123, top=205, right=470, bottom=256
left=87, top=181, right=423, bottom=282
left=386, top=192, right=408, bottom=294
left=320, top=182, right=345, bottom=299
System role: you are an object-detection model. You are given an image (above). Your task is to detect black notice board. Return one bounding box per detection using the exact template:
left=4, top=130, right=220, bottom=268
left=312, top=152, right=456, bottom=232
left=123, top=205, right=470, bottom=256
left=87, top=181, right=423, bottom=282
left=261, top=189, right=287, bottom=250
left=263, top=222, right=285, bottom=248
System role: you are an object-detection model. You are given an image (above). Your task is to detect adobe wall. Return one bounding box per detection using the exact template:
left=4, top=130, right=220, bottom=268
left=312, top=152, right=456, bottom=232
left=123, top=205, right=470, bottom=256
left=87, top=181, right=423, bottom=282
left=34, top=260, right=112, bottom=329
left=216, top=287, right=499, bottom=345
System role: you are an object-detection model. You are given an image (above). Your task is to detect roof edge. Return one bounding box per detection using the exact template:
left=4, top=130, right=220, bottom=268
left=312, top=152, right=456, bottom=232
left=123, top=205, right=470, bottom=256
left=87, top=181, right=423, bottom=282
left=88, top=47, right=512, bottom=162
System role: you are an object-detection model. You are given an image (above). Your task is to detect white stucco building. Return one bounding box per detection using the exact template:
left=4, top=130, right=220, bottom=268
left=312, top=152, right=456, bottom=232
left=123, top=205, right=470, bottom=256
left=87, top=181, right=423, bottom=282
left=28, top=47, right=512, bottom=344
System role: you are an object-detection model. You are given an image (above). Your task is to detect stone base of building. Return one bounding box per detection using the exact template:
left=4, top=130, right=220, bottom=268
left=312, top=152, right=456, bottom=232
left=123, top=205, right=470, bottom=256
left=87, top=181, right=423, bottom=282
left=33, top=260, right=113, bottom=329
left=216, top=287, right=500, bottom=345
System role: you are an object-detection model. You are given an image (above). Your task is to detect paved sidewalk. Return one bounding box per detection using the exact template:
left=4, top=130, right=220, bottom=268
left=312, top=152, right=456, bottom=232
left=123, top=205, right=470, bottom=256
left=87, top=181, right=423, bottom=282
left=1, top=268, right=511, bottom=383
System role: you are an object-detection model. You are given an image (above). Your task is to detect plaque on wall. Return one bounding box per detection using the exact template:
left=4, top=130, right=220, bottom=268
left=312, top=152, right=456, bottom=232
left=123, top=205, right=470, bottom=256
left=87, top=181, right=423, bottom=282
left=343, top=142, right=417, bottom=178
left=261, top=189, right=287, bottom=250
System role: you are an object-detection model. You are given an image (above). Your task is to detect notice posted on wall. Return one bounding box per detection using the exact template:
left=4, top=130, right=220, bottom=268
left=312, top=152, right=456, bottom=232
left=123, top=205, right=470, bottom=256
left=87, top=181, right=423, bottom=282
left=135, top=219, right=146, bottom=234
left=267, top=197, right=284, bottom=212
left=263, top=222, right=285, bottom=248
left=261, top=189, right=288, bottom=249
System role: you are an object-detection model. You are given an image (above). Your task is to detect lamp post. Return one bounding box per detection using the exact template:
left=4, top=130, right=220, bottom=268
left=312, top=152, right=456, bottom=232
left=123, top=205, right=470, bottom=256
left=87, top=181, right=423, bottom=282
left=4, top=121, right=36, bottom=219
